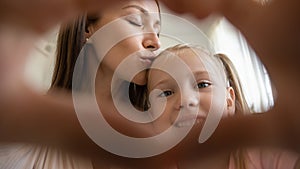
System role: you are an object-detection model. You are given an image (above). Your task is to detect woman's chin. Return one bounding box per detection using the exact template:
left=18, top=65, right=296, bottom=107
left=131, top=72, right=147, bottom=85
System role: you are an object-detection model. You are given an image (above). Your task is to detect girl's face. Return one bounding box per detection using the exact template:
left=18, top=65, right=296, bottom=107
left=86, top=0, right=161, bottom=85
left=147, top=49, right=235, bottom=133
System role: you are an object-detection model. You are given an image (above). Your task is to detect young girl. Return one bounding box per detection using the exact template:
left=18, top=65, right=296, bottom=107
left=146, top=44, right=299, bottom=169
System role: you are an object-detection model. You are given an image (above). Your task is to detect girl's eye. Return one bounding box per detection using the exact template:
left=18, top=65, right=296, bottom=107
left=125, top=15, right=143, bottom=27
left=158, top=90, right=174, bottom=97
left=197, top=82, right=211, bottom=89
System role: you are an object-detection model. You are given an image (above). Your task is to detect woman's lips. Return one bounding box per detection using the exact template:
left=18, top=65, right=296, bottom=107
left=139, top=57, right=154, bottom=65
left=139, top=53, right=157, bottom=66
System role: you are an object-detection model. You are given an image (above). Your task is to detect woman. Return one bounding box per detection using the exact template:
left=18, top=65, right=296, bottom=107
left=1, top=0, right=300, bottom=168
left=51, top=0, right=161, bottom=129
left=1, top=0, right=163, bottom=169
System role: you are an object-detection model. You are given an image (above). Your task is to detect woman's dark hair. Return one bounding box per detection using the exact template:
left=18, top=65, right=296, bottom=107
left=50, top=15, right=87, bottom=90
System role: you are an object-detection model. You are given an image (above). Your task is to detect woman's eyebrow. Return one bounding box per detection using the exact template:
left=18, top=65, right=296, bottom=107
left=122, top=5, right=148, bottom=15
left=122, top=4, right=161, bottom=26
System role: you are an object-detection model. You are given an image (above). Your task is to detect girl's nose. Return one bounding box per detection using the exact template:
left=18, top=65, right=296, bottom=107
left=177, top=90, right=200, bottom=110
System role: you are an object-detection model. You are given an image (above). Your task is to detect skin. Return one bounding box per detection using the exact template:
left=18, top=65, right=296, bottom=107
left=84, top=1, right=161, bottom=137
left=148, top=48, right=235, bottom=133
left=0, top=1, right=165, bottom=168
left=86, top=1, right=161, bottom=85
left=147, top=48, right=236, bottom=168
left=1, top=0, right=300, bottom=167
left=84, top=1, right=161, bottom=167
left=159, top=0, right=300, bottom=164
left=85, top=1, right=159, bottom=88
left=0, top=0, right=121, bottom=34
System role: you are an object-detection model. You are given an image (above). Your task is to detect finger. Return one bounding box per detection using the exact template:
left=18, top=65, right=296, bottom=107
left=160, top=0, right=220, bottom=18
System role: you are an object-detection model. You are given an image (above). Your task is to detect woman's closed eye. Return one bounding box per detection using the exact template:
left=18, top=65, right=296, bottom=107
left=158, top=90, right=174, bottom=97
left=125, top=14, right=143, bottom=27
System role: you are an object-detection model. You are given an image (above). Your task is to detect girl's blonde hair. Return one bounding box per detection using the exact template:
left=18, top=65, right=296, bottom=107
left=149, top=44, right=250, bottom=169
left=150, top=44, right=250, bottom=114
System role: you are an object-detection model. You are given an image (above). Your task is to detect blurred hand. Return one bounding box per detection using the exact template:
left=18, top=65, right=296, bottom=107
left=0, top=0, right=120, bottom=34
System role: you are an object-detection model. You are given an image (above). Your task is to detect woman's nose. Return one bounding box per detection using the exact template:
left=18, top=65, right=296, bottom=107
left=142, top=33, right=161, bottom=51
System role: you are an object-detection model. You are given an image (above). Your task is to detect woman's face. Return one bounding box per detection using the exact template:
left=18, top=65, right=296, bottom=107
left=147, top=49, right=235, bottom=133
left=87, top=0, right=161, bottom=85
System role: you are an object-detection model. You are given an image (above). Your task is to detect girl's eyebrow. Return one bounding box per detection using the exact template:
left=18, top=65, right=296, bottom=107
left=194, top=71, right=209, bottom=78
left=149, top=79, right=170, bottom=89
left=150, top=71, right=209, bottom=87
